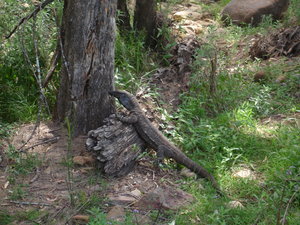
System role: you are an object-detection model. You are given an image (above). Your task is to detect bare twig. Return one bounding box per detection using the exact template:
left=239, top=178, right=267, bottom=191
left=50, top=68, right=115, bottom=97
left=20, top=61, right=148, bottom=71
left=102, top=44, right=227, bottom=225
left=20, top=136, right=60, bottom=152
left=9, top=200, right=51, bottom=207
left=64, top=200, right=91, bottom=224
left=49, top=203, right=68, bottom=221
left=276, top=186, right=286, bottom=225
left=30, top=167, right=41, bottom=183
left=43, top=42, right=61, bottom=88
left=209, top=50, right=217, bottom=96
left=32, top=15, right=51, bottom=115
left=5, top=0, right=55, bottom=39
left=281, top=189, right=299, bottom=225
left=153, top=207, right=163, bottom=225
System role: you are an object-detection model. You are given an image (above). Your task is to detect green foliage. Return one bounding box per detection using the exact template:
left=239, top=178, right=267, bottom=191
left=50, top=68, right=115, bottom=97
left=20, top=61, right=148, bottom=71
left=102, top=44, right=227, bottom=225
left=88, top=208, right=134, bottom=225
left=0, top=122, right=13, bottom=139
left=156, top=4, right=300, bottom=222
left=115, top=31, right=157, bottom=91
left=0, top=210, right=14, bottom=225
left=9, top=185, right=27, bottom=200
left=0, top=0, right=62, bottom=123
left=285, top=0, right=300, bottom=24
left=5, top=145, right=41, bottom=185
left=0, top=209, right=41, bottom=225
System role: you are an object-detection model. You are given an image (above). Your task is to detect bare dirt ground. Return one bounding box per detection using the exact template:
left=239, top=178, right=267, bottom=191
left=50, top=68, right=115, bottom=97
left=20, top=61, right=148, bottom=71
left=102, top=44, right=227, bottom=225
left=0, top=122, right=191, bottom=224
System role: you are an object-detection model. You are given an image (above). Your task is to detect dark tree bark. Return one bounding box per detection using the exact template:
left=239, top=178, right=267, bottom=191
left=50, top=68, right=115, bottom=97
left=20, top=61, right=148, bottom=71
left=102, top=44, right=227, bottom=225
left=56, top=0, right=117, bottom=136
left=86, top=114, right=145, bottom=177
left=117, top=0, right=131, bottom=31
left=134, top=0, right=157, bottom=46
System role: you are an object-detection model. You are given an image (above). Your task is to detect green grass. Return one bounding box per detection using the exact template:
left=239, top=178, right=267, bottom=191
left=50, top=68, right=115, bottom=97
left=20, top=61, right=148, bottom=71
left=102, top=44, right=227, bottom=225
left=166, top=15, right=300, bottom=225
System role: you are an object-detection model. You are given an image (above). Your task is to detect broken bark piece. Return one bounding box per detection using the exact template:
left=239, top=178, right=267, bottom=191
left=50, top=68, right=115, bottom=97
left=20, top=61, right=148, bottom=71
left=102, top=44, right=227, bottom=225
left=86, top=114, right=146, bottom=177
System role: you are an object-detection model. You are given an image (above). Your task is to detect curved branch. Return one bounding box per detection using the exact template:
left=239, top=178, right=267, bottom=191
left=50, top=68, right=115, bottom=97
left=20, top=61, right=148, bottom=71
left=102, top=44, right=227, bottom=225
left=5, top=0, right=55, bottom=39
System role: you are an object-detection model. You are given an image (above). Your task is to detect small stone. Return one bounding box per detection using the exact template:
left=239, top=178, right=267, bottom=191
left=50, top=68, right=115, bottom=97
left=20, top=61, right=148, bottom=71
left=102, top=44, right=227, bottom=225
left=107, top=206, right=125, bottom=222
left=275, top=75, right=286, bottom=83
left=132, top=214, right=152, bottom=224
left=233, top=168, right=252, bottom=178
left=73, top=156, right=95, bottom=166
left=130, top=189, right=142, bottom=198
left=135, top=185, right=194, bottom=210
left=108, top=194, right=137, bottom=205
left=173, top=11, right=202, bottom=21
left=253, top=71, right=266, bottom=82
left=227, top=200, right=244, bottom=209
left=89, top=184, right=101, bottom=192
left=134, top=188, right=165, bottom=210
left=180, top=168, right=197, bottom=178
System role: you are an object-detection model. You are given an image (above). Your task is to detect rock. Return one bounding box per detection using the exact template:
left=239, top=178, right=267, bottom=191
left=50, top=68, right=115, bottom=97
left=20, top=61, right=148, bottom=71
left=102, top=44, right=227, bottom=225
left=228, top=200, right=244, bottom=208
left=180, top=168, right=197, bottom=178
left=108, top=194, right=137, bottom=205
left=173, top=11, right=202, bottom=21
left=275, top=75, right=287, bottom=83
left=130, top=189, right=142, bottom=198
left=73, top=156, right=95, bottom=166
left=134, top=188, right=165, bottom=210
left=107, top=206, right=125, bottom=222
left=132, top=214, right=152, bottom=224
left=221, top=0, right=290, bottom=26
left=253, top=71, right=267, bottom=82
left=72, top=215, right=90, bottom=222
left=232, top=168, right=255, bottom=179
left=135, top=185, right=194, bottom=210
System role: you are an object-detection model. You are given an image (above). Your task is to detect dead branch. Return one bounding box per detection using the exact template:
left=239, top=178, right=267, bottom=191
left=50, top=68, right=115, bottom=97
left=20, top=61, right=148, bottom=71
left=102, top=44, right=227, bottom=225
left=17, top=26, right=41, bottom=152
left=20, top=136, right=60, bottom=152
left=281, top=189, right=299, bottom=225
left=5, top=0, right=55, bottom=39
left=32, top=15, right=51, bottom=115
left=9, top=200, right=51, bottom=207
left=30, top=167, right=41, bottom=183
left=64, top=200, right=91, bottom=224
left=43, top=7, right=62, bottom=88
left=209, top=51, right=217, bottom=96
left=42, top=42, right=61, bottom=88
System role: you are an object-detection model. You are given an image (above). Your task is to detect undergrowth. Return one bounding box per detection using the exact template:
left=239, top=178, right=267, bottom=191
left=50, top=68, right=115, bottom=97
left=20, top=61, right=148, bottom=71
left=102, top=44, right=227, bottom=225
left=1, top=0, right=300, bottom=224
left=168, top=4, right=300, bottom=224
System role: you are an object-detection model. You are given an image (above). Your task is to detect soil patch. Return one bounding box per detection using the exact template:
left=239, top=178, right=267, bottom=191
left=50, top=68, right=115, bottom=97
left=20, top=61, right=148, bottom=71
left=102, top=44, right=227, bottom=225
left=0, top=122, right=192, bottom=224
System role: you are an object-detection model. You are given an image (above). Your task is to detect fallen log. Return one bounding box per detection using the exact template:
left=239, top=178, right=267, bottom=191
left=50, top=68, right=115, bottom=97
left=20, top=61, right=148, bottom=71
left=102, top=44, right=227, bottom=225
left=86, top=114, right=146, bottom=177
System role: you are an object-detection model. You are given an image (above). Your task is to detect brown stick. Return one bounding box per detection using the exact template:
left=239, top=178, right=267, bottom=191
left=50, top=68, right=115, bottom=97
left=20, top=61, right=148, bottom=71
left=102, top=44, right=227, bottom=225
left=20, top=136, right=60, bottom=152
left=281, top=189, right=299, bottom=225
left=9, top=200, right=51, bottom=207
left=43, top=42, right=61, bottom=88
left=209, top=51, right=217, bottom=96
left=5, top=0, right=55, bottom=39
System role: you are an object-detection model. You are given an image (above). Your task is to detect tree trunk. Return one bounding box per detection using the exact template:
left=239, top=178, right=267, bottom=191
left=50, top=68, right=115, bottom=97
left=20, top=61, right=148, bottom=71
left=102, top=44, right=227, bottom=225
left=117, top=0, right=131, bottom=31
left=56, top=0, right=117, bottom=136
left=134, top=0, right=157, bottom=46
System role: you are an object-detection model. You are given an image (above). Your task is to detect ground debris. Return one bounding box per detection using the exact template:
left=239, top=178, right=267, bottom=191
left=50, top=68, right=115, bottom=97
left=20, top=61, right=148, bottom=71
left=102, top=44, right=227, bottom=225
left=151, top=37, right=200, bottom=109
left=250, top=26, right=300, bottom=59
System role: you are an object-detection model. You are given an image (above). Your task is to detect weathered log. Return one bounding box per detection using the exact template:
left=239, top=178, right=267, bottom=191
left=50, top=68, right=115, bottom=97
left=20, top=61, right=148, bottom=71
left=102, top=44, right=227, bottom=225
left=86, top=114, right=145, bottom=177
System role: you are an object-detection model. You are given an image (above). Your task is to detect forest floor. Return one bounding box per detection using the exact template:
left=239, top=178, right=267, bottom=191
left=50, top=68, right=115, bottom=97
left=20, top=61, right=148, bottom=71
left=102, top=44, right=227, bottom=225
left=1, top=1, right=300, bottom=225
